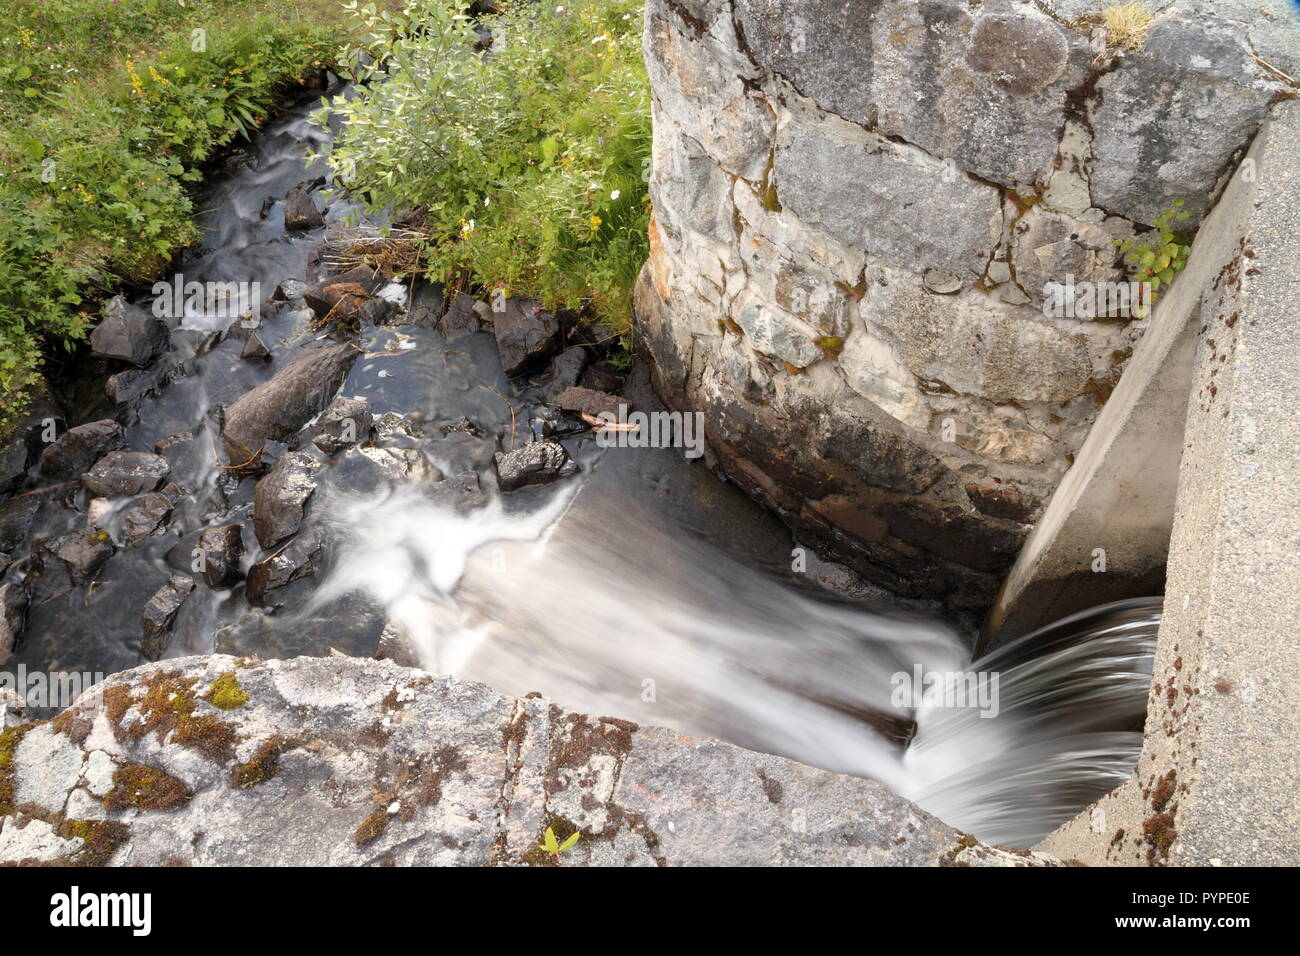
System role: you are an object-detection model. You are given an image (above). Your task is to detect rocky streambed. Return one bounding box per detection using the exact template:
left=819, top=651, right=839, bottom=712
left=0, top=71, right=1163, bottom=865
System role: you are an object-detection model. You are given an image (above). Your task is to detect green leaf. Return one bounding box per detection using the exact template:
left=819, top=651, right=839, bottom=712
left=559, top=832, right=580, bottom=852
left=542, top=827, right=559, bottom=853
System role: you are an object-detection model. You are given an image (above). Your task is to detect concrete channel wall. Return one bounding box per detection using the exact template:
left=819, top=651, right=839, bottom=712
left=1036, top=100, right=1300, bottom=866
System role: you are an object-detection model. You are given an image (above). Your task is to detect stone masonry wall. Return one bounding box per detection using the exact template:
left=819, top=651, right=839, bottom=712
left=634, top=0, right=1293, bottom=608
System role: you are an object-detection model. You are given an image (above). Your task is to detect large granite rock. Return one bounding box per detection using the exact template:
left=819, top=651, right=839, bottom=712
left=222, top=343, right=359, bottom=463
left=0, top=655, right=1057, bottom=866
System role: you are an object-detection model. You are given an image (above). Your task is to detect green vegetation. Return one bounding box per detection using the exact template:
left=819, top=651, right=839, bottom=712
left=0, top=0, right=352, bottom=430
left=539, top=824, right=581, bottom=862
left=207, top=670, right=250, bottom=710
left=1114, top=200, right=1193, bottom=314
left=320, top=0, right=651, bottom=335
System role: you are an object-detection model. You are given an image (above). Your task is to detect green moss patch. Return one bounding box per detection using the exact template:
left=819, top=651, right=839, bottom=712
left=102, top=762, right=193, bottom=813
left=206, top=671, right=250, bottom=711
left=232, top=737, right=286, bottom=790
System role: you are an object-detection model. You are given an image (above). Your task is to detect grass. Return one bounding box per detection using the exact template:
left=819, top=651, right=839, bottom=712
left=1102, top=4, right=1154, bottom=52
left=0, top=0, right=370, bottom=433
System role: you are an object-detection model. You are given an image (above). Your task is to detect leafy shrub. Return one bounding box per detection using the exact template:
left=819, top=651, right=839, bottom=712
left=1114, top=200, right=1193, bottom=314
left=0, top=2, right=343, bottom=430
left=319, top=0, right=651, bottom=333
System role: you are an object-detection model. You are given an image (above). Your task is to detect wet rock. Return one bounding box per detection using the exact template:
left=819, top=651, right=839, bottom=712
left=424, top=471, right=487, bottom=513
left=196, top=524, right=244, bottom=589
left=334, top=446, right=441, bottom=492
left=283, top=185, right=325, bottom=231
left=579, top=362, right=625, bottom=394
left=0, top=583, right=29, bottom=662
left=0, top=392, right=64, bottom=494
left=538, top=346, right=588, bottom=400
left=309, top=396, right=373, bottom=454
left=437, top=293, right=484, bottom=341
left=530, top=405, right=588, bottom=440
left=30, top=530, right=115, bottom=593
left=374, top=621, right=420, bottom=668
left=301, top=267, right=384, bottom=319
left=372, top=412, right=426, bottom=447
left=222, top=343, right=359, bottom=463
left=490, top=298, right=563, bottom=377
left=247, top=528, right=324, bottom=607
left=140, top=575, right=196, bottom=661
left=36, top=419, right=124, bottom=480
left=0, top=496, right=40, bottom=566
left=241, top=332, right=272, bottom=361
left=253, top=452, right=322, bottom=550
left=90, top=296, right=170, bottom=367
left=82, top=451, right=171, bottom=497
left=439, top=416, right=487, bottom=440
left=119, top=485, right=183, bottom=546
left=493, top=440, right=578, bottom=492
left=0, top=438, right=28, bottom=496
left=556, top=386, right=623, bottom=420
left=105, top=364, right=170, bottom=405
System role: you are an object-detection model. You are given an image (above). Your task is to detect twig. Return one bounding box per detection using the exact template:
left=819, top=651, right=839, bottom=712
left=1251, top=52, right=1298, bottom=87
left=479, top=384, right=517, bottom=450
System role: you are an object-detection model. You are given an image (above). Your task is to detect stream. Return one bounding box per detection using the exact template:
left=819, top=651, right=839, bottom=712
left=2, top=81, right=1158, bottom=849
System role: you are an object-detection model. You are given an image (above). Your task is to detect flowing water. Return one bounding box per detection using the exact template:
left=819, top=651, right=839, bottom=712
left=7, top=83, right=1159, bottom=849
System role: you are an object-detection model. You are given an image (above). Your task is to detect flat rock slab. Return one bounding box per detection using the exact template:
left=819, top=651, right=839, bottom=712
left=0, top=656, right=1059, bottom=866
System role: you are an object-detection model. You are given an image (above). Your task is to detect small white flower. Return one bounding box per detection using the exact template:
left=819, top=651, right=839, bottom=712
left=484, top=196, right=490, bottom=206
left=590, top=33, right=608, bottom=44
left=610, top=189, right=621, bottom=200
left=388, top=801, right=401, bottom=815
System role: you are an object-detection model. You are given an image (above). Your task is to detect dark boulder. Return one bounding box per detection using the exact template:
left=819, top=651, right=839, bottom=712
left=82, top=451, right=171, bottom=496
left=307, top=395, right=372, bottom=454
left=196, top=524, right=244, bottom=589
left=246, top=528, right=324, bottom=608
left=0, top=496, right=40, bottom=565
left=253, top=452, right=321, bottom=550
left=119, top=484, right=183, bottom=546
left=241, top=332, right=272, bottom=361
left=283, top=185, right=325, bottom=231
left=90, top=296, right=170, bottom=367
left=0, top=583, right=28, bottom=662
left=557, top=386, right=623, bottom=420
left=37, top=419, right=124, bottom=480
left=538, top=346, right=588, bottom=400
left=426, top=471, right=488, bottom=512
left=301, top=267, right=384, bottom=319
left=141, top=575, right=196, bottom=661
left=437, top=293, right=485, bottom=341
left=493, top=440, right=578, bottom=492
left=30, top=529, right=115, bottom=594
left=579, top=361, right=625, bottom=394
left=490, top=298, right=562, bottom=376
left=222, top=343, right=359, bottom=463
